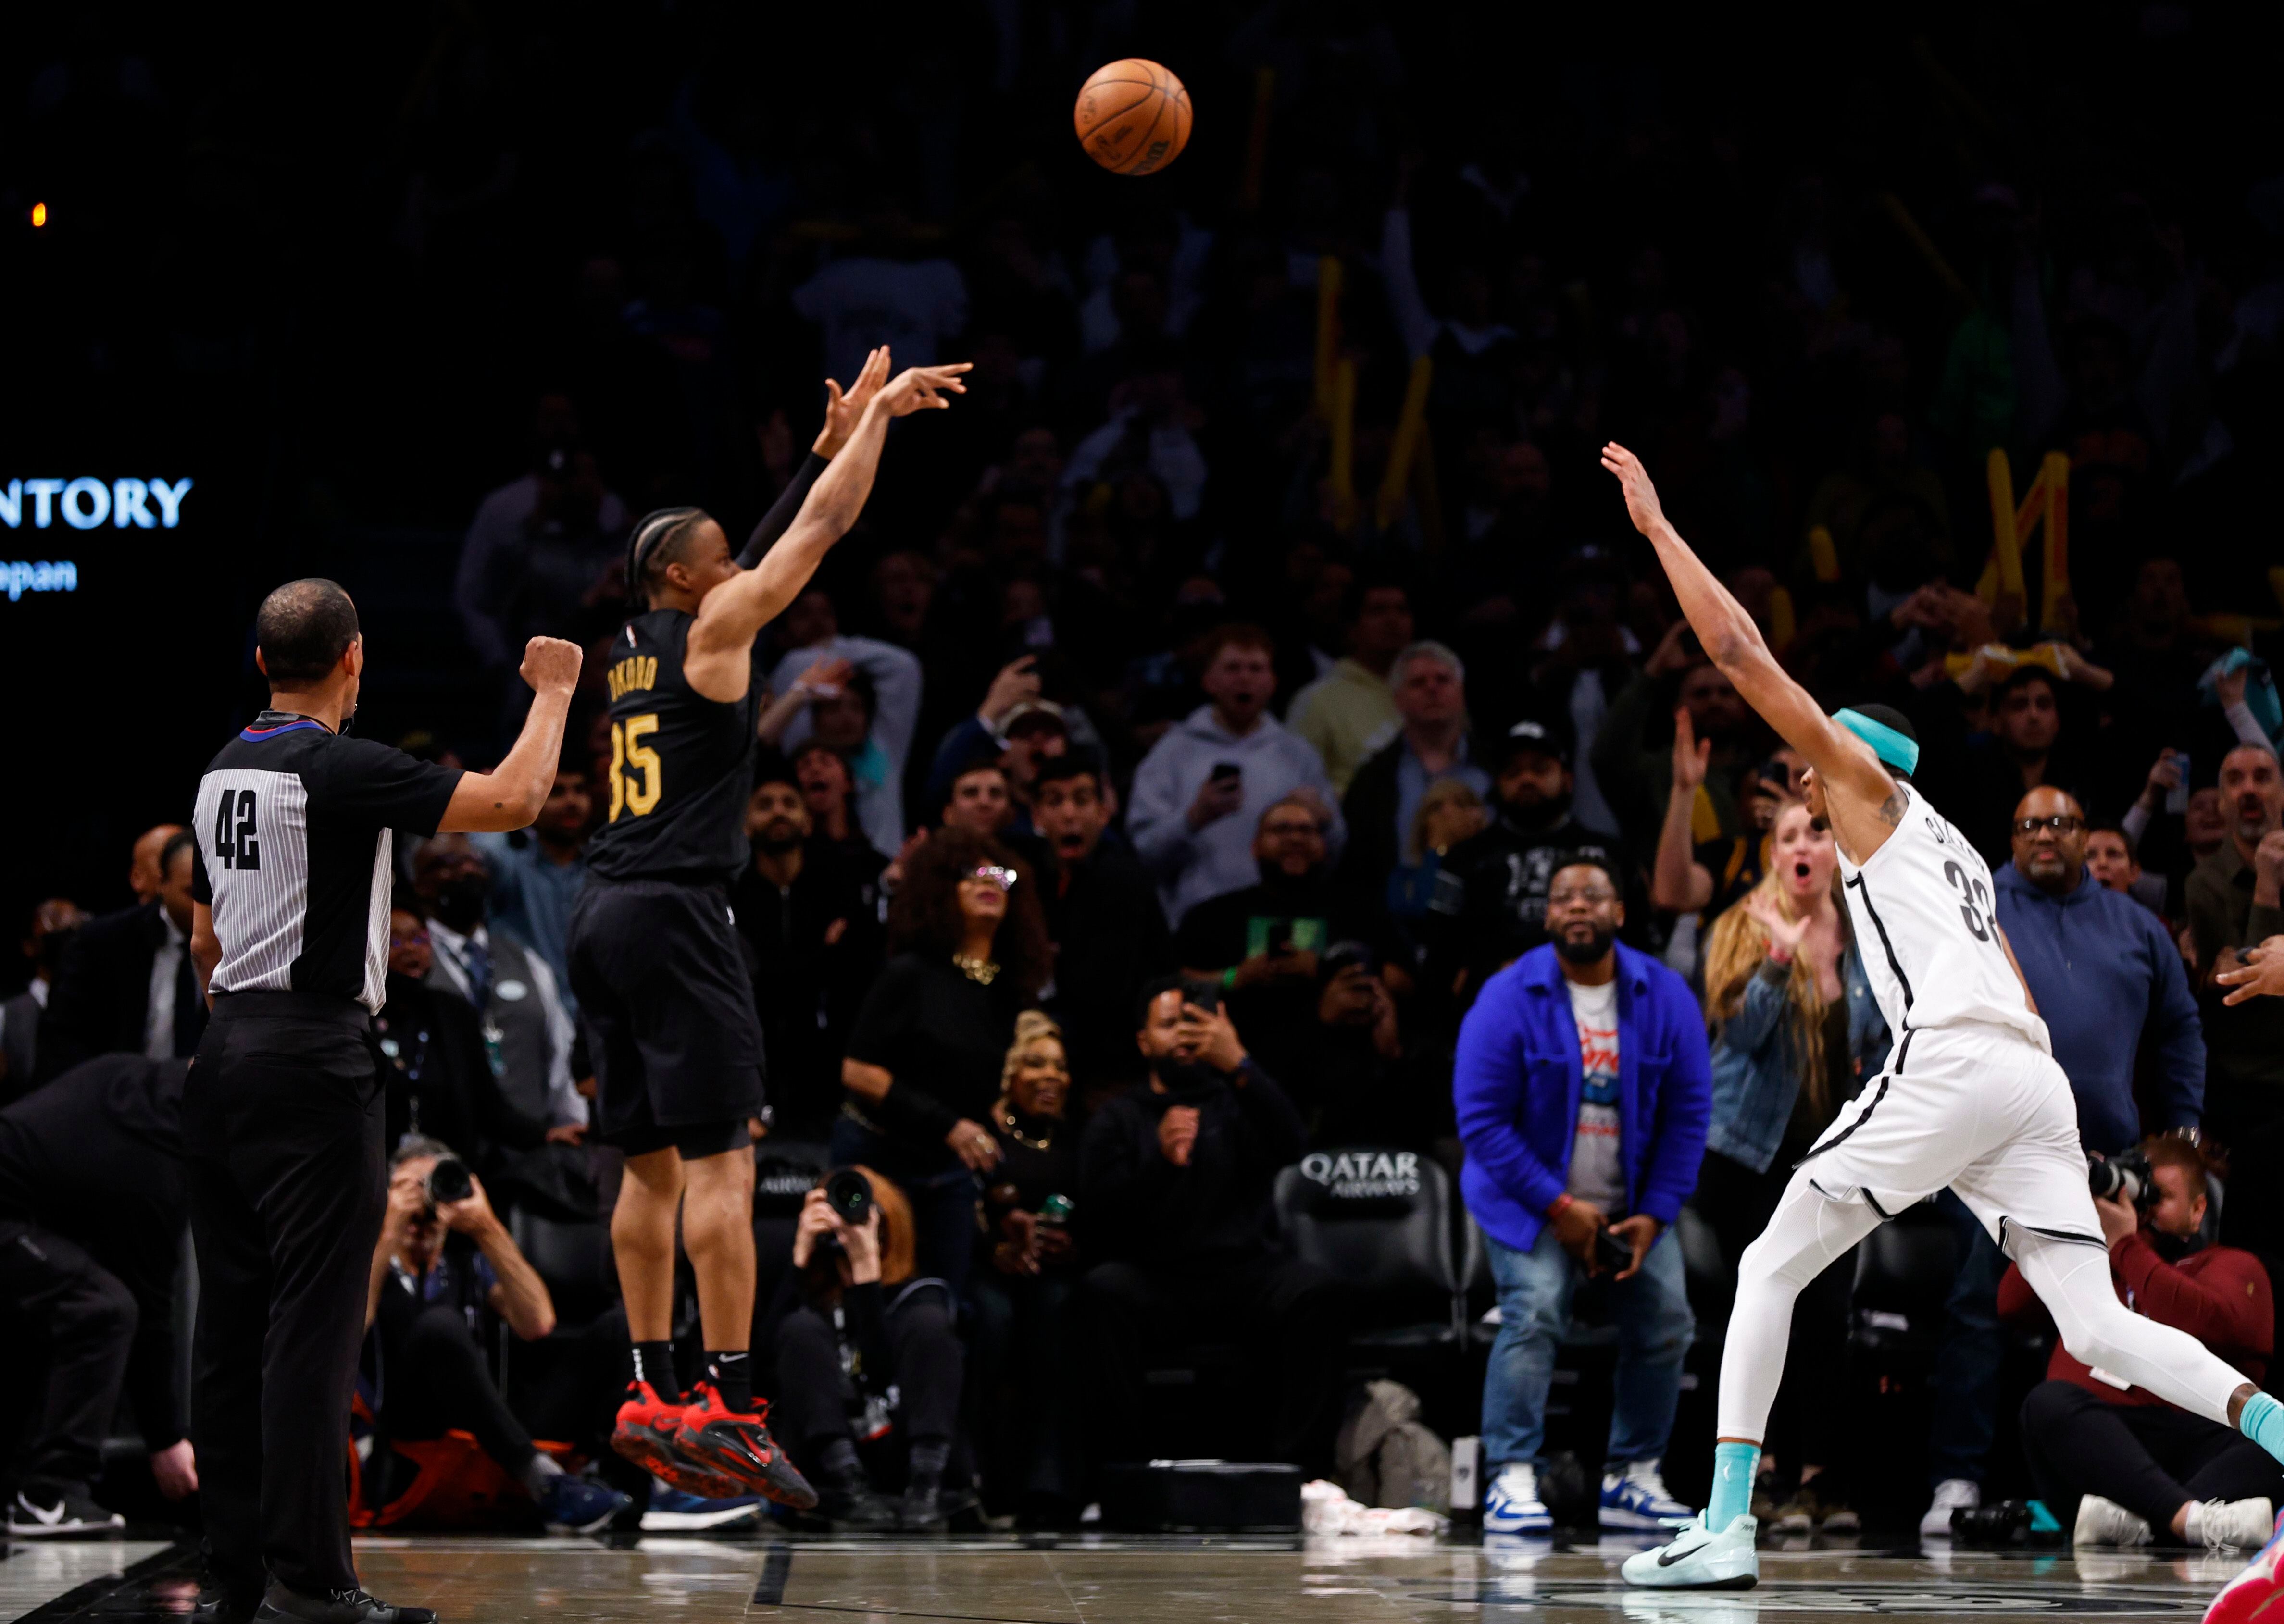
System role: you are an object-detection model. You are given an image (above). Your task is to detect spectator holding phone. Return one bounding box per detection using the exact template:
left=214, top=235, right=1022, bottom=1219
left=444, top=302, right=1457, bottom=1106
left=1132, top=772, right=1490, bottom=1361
left=1454, top=857, right=1710, bottom=1536
left=1126, top=624, right=1345, bottom=927
left=1174, top=795, right=1374, bottom=1083
left=1076, top=979, right=1344, bottom=1476
left=970, top=1014, right=1084, bottom=1524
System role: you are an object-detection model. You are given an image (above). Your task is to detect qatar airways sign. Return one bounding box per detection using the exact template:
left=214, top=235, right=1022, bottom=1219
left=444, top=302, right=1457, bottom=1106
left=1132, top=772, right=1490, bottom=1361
left=0, top=477, right=194, bottom=530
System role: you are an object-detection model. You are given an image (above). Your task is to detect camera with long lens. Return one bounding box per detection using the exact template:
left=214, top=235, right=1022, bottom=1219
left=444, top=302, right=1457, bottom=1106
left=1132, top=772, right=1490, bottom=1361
left=1951, top=1499, right=2063, bottom=1548
left=424, top=1157, right=473, bottom=1212
left=816, top=1168, right=874, bottom=1258
left=2087, top=1146, right=2155, bottom=1208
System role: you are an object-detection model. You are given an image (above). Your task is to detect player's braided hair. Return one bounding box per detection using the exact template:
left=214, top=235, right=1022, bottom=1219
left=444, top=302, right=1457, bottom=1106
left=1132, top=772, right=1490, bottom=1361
left=625, top=506, right=708, bottom=607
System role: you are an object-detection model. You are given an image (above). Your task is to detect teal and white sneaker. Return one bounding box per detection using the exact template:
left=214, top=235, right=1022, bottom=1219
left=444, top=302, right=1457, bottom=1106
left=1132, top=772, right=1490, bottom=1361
left=1621, top=1511, right=1758, bottom=1589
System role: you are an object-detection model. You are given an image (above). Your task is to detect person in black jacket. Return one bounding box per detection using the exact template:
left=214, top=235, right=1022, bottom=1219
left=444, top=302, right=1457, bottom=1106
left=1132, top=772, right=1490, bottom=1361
left=0, top=1055, right=196, bottom=1535
left=1031, top=753, right=1176, bottom=1101
left=0, top=899, right=86, bottom=1103
left=1076, top=979, right=1345, bottom=1474
left=1428, top=717, right=1638, bottom=1001
left=1336, top=641, right=1493, bottom=913
left=37, top=831, right=206, bottom=1084
left=376, top=897, right=551, bottom=1173
left=731, top=769, right=885, bottom=1144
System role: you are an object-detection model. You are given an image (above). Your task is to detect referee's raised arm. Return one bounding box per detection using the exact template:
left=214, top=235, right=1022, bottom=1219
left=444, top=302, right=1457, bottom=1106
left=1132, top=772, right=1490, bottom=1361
left=438, top=635, right=584, bottom=831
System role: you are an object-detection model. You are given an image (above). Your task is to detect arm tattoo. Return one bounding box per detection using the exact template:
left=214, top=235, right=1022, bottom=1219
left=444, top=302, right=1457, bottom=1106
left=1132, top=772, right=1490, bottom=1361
left=1874, top=788, right=1907, bottom=827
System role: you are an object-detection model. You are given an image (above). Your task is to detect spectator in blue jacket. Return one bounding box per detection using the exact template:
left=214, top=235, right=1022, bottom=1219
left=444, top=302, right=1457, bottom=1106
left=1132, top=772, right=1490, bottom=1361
left=1454, top=856, right=1711, bottom=1537
left=1997, top=787, right=2205, bottom=1154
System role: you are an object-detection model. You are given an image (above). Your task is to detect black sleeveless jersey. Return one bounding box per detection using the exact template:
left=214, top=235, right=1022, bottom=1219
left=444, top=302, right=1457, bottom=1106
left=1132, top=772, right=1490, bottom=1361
left=585, top=610, right=761, bottom=883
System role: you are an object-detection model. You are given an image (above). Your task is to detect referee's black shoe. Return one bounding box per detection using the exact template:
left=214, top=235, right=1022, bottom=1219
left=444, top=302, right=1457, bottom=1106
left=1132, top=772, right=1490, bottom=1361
left=252, top=1583, right=437, bottom=1623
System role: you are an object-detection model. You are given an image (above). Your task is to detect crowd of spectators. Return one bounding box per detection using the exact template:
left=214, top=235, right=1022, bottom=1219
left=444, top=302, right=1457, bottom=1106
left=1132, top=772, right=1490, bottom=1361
left=8, top=0, right=2284, bottom=1544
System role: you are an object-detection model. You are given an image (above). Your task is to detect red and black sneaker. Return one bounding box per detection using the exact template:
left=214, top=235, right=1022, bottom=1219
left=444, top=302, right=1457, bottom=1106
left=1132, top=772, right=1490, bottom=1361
left=611, top=1381, right=745, bottom=1500
left=672, top=1382, right=818, bottom=1510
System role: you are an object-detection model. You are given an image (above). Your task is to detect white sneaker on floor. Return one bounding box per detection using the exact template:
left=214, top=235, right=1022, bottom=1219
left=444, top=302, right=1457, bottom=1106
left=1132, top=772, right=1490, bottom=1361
left=1483, top=1463, right=1552, bottom=1535
left=1620, top=1511, right=1758, bottom=1589
left=2200, top=1497, right=2278, bottom=1553
left=1920, top=1477, right=1979, bottom=1540
left=2073, top=1494, right=2154, bottom=1548
left=1599, top=1459, right=1694, bottom=1529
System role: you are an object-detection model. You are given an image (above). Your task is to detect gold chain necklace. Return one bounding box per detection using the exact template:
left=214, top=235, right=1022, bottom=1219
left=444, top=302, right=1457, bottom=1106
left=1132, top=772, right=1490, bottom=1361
left=998, top=1105, right=1054, bottom=1151
left=952, top=953, right=1000, bottom=985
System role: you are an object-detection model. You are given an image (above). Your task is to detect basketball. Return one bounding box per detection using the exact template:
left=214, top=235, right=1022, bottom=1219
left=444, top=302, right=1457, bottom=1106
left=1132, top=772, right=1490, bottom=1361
left=1073, top=59, right=1191, bottom=176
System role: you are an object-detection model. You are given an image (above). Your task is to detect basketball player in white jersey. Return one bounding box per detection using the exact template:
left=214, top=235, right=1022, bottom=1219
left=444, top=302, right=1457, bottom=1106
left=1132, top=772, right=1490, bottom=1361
left=1599, top=444, right=2284, bottom=1591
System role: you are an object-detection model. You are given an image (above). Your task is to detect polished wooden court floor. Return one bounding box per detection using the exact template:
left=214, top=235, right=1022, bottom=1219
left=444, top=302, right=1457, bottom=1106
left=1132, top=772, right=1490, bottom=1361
left=0, top=1530, right=2249, bottom=1622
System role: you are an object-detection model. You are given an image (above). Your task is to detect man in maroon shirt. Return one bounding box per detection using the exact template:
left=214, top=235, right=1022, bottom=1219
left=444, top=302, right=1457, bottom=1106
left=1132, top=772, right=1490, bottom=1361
left=2001, top=1136, right=2283, bottom=1550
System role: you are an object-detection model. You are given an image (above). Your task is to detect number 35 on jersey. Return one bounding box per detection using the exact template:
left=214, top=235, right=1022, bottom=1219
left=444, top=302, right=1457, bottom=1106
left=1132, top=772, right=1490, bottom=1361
left=608, top=714, right=661, bottom=822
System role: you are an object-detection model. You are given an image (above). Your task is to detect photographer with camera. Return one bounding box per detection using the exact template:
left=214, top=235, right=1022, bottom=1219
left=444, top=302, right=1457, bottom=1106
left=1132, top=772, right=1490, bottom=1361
left=768, top=1167, right=966, bottom=1531
left=2001, top=1135, right=2280, bottom=1550
left=363, top=1138, right=629, bottom=1533
left=1454, top=856, right=1709, bottom=1536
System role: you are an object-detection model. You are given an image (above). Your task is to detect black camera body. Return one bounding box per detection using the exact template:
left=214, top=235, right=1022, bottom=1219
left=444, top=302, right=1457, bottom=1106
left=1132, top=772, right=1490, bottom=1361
left=2087, top=1147, right=2155, bottom=1208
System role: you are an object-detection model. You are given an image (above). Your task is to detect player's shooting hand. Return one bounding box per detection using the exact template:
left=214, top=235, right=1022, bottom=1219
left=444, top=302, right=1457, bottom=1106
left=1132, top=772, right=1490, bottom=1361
left=2219, top=936, right=2284, bottom=1005
left=519, top=636, right=583, bottom=697
left=876, top=363, right=972, bottom=418
left=1599, top=442, right=1666, bottom=537
left=1671, top=707, right=1711, bottom=791
left=815, top=347, right=892, bottom=458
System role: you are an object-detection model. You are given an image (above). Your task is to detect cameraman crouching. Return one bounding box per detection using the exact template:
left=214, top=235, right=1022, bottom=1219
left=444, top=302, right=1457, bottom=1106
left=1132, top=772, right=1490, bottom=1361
left=364, top=1138, right=627, bottom=1531
left=2003, top=1135, right=2282, bottom=1549
left=768, top=1169, right=965, bottom=1531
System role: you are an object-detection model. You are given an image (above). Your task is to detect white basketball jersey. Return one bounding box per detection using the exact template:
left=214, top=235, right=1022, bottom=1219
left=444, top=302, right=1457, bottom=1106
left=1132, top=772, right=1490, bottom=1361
left=1835, top=781, right=2051, bottom=1053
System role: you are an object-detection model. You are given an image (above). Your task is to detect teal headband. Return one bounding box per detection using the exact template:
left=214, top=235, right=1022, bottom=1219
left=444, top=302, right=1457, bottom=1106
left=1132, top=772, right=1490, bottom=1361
left=1834, top=708, right=1920, bottom=775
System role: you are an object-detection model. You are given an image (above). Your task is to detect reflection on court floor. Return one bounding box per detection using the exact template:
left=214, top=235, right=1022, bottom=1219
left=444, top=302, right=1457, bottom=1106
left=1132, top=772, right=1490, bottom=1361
left=0, top=1533, right=2244, bottom=1622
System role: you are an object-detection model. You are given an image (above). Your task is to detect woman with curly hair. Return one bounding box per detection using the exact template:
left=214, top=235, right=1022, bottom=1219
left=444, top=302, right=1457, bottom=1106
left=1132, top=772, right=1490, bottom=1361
left=838, top=828, right=1049, bottom=1296
left=1692, top=799, right=1889, bottom=1535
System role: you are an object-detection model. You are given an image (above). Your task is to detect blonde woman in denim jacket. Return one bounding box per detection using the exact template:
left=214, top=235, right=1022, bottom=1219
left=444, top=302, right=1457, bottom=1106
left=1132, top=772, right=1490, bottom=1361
left=1691, top=801, right=1890, bottom=1535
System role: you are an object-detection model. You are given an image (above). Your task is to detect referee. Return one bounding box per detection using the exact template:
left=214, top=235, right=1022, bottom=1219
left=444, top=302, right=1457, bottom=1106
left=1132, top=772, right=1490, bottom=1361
left=187, top=579, right=578, bottom=1624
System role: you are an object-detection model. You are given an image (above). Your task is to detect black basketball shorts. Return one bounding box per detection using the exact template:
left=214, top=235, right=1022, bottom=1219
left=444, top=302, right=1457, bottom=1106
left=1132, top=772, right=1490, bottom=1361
left=567, top=878, right=766, bottom=1150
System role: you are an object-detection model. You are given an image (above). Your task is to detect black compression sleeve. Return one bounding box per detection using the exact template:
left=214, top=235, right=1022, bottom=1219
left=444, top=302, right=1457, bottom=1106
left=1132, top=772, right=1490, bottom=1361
left=738, top=451, right=829, bottom=569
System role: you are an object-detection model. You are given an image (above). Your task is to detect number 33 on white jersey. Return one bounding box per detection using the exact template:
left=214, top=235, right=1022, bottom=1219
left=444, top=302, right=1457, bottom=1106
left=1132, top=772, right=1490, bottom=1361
left=1835, top=781, right=2052, bottom=1053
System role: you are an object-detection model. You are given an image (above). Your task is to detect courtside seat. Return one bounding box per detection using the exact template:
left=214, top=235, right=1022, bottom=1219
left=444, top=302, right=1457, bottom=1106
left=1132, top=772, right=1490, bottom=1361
left=1849, top=1200, right=1956, bottom=1366
left=1275, top=1148, right=1463, bottom=1357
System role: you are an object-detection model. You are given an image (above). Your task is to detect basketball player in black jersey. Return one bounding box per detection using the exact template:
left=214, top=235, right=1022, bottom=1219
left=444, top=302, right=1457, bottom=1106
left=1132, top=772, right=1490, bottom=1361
left=570, top=349, right=967, bottom=1504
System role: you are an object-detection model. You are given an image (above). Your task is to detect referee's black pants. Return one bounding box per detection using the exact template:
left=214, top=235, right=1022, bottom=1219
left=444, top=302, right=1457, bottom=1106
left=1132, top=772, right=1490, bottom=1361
left=186, top=993, right=387, bottom=1603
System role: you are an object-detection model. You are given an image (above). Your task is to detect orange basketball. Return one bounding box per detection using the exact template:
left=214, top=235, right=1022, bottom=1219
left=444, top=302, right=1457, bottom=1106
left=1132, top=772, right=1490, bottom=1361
left=1073, top=59, right=1191, bottom=176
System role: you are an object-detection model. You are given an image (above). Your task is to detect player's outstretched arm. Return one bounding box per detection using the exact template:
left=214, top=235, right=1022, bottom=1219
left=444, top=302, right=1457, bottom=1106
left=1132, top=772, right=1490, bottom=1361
left=690, top=362, right=969, bottom=665
left=440, top=636, right=583, bottom=832
left=1600, top=442, right=1900, bottom=857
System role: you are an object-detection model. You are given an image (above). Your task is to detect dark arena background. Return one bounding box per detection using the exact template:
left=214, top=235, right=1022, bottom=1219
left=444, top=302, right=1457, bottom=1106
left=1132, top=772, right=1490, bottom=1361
left=4, top=1, right=2284, bottom=1620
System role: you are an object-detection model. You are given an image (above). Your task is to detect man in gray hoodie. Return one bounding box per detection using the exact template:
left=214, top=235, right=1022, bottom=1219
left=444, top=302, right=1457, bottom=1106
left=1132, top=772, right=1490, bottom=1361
left=1127, top=624, right=1345, bottom=926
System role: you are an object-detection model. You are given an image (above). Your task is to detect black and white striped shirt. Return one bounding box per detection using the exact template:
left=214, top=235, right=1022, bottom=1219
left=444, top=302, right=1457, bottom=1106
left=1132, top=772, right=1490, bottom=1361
left=190, top=713, right=463, bottom=1013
